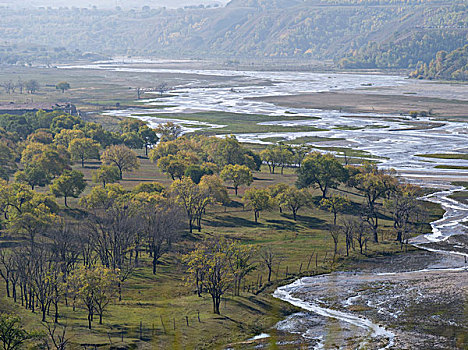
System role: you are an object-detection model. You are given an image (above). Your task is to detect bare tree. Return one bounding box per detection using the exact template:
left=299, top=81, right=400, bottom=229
left=330, top=225, right=341, bottom=260
left=340, top=218, right=358, bottom=256
left=85, top=204, right=135, bottom=270
left=136, top=87, right=143, bottom=99
left=43, top=322, right=70, bottom=350
left=355, top=218, right=371, bottom=254
left=16, top=79, right=24, bottom=94
left=260, top=247, right=275, bottom=283
left=0, top=250, right=14, bottom=298
left=25, top=80, right=40, bottom=94
left=156, top=82, right=169, bottom=96
left=141, top=201, right=183, bottom=275
left=2, top=80, right=15, bottom=94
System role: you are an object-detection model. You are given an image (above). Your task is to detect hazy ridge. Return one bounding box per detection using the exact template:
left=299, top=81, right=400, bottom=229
left=0, top=0, right=466, bottom=76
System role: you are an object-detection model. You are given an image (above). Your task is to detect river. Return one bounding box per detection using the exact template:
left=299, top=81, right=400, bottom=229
left=62, top=61, right=468, bottom=348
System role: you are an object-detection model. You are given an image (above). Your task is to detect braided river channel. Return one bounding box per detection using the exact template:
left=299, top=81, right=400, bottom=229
left=65, top=61, right=468, bottom=349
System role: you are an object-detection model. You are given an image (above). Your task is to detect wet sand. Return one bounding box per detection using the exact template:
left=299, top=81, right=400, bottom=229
left=256, top=91, right=468, bottom=118
left=247, top=251, right=468, bottom=350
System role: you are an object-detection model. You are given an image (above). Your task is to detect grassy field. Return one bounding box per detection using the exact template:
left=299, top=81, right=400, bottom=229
left=1, top=145, right=444, bottom=349
left=134, top=111, right=328, bottom=135
left=435, top=165, right=468, bottom=170
left=0, top=65, right=449, bottom=349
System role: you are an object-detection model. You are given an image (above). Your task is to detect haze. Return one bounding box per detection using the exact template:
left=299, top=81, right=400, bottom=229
left=0, top=0, right=228, bottom=9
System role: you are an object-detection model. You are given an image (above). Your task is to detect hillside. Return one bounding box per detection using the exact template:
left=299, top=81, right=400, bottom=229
left=0, top=0, right=466, bottom=69
left=410, top=45, right=468, bottom=81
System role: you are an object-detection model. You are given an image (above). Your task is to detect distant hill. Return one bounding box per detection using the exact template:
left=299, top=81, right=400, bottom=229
left=0, top=0, right=466, bottom=72
left=410, top=45, right=468, bottom=81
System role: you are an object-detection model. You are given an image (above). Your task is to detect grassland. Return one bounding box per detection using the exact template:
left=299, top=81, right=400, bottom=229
left=2, top=146, right=444, bottom=349
left=0, top=65, right=450, bottom=349
left=134, top=111, right=328, bottom=135
left=435, top=165, right=468, bottom=170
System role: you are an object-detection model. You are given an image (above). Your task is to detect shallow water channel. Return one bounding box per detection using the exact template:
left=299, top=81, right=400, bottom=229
left=64, top=62, right=468, bottom=348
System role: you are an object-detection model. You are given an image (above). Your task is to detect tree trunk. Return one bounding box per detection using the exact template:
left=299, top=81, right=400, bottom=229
left=4, top=280, right=9, bottom=298
left=64, top=196, right=68, bottom=208
left=212, top=295, right=221, bottom=315
left=396, top=230, right=402, bottom=242
left=152, top=255, right=157, bottom=275
left=88, top=312, right=93, bottom=329
left=234, top=186, right=238, bottom=196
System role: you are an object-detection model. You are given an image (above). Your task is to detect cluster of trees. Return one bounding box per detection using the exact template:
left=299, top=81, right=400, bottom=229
left=0, top=112, right=163, bottom=194
left=0, top=80, right=72, bottom=95
left=1, top=79, right=40, bottom=95
left=0, top=178, right=188, bottom=329
left=337, top=30, right=467, bottom=70
left=410, top=45, right=468, bottom=81
left=0, top=43, right=104, bottom=66
left=0, top=108, right=430, bottom=339
left=150, top=134, right=261, bottom=184
left=241, top=153, right=425, bottom=251
left=183, top=237, right=256, bottom=314
left=260, top=143, right=310, bottom=174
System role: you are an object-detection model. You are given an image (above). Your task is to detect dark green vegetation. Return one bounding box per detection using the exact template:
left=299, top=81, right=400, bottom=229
left=0, top=108, right=440, bottom=348
left=0, top=0, right=466, bottom=74
left=435, top=165, right=468, bottom=170
left=136, top=112, right=328, bottom=135
left=410, top=45, right=468, bottom=81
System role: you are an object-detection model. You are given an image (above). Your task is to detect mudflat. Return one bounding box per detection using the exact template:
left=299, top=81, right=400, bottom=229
left=255, top=81, right=468, bottom=118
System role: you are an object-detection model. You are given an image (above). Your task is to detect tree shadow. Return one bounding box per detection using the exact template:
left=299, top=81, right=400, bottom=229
left=207, top=215, right=258, bottom=228
left=294, top=215, right=328, bottom=229
left=265, top=219, right=297, bottom=231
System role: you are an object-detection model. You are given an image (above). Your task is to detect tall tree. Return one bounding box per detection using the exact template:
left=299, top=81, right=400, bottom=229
left=320, top=195, right=351, bottom=226
left=296, top=152, right=347, bottom=198
left=55, top=82, right=70, bottom=93
left=183, top=237, right=235, bottom=314
left=50, top=170, right=87, bottom=207
left=277, top=186, right=312, bottom=220
left=68, top=266, right=118, bottom=329
left=243, top=188, right=275, bottom=223
left=170, top=177, right=213, bottom=233
left=350, top=163, right=397, bottom=242
left=68, top=137, right=100, bottom=167
left=220, top=164, right=253, bottom=196
left=101, top=145, right=139, bottom=180
left=0, top=315, right=34, bottom=350
left=91, top=165, right=120, bottom=187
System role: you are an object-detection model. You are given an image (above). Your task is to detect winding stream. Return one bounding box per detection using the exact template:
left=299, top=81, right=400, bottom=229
left=62, top=61, right=468, bottom=348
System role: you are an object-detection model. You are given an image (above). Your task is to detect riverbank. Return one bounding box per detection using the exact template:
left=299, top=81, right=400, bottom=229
left=245, top=250, right=468, bottom=349
left=255, top=90, right=468, bottom=118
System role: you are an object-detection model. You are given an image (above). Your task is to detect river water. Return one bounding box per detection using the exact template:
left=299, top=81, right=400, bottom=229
left=63, top=62, right=468, bottom=348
